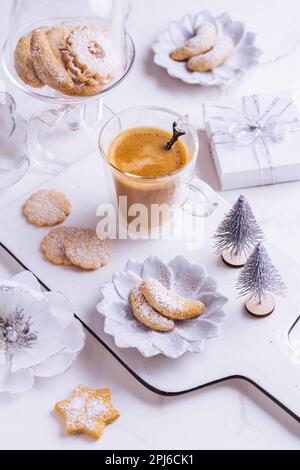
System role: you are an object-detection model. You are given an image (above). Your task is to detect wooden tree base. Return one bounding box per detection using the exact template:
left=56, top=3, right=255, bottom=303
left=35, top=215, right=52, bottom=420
left=245, top=294, right=276, bottom=318
left=221, top=250, right=248, bottom=268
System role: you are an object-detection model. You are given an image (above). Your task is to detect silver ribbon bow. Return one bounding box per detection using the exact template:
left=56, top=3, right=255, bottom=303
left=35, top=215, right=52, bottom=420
left=207, top=95, right=300, bottom=185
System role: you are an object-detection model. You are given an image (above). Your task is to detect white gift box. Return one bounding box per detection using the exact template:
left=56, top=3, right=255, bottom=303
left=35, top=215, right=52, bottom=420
left=203, top=92, right=300, bottom=190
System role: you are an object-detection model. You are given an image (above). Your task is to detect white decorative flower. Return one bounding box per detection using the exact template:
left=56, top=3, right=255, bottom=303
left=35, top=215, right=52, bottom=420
left=97, top=256, right=228, bottom=359
left=153, top=10, right=262, bottom=87
left=0, top=271, right=85, bottom=394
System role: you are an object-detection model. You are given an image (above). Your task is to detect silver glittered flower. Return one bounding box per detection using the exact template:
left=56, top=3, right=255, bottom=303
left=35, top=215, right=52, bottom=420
left=0, top=308, right=38, bottom=360
left=0, top=271, right=85, bottom=394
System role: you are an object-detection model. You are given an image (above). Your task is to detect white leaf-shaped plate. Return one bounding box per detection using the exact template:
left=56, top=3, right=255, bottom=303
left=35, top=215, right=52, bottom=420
left=96, top=256, right=228, bottom=359
left=153, top=10, right=262, bottom=87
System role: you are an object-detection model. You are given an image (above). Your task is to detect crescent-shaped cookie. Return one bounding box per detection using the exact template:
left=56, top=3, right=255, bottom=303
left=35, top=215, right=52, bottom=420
left=14, top=33, right=44, bottom=88
left=170, top=22, right=217, bottom=61
left=140, top=279, right=205, bottom=321
left=187, top=36, right=234, bottom=72
left=31, top=27, right=74, bottom=94
left=130, top=286, right=175, bottom=333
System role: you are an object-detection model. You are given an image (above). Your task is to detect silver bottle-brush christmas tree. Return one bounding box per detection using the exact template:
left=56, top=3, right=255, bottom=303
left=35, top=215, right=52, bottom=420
left=236, top=243, right=286, bottom=317
left=214, top=195, right=264, bottom=267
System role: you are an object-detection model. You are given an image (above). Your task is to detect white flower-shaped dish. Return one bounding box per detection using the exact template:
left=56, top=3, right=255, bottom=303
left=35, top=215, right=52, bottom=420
left=153, top=10, right=262, bottom=87
left=0, top=271, right=85, bottom=394
left=97, top=256, right=228, bottom=359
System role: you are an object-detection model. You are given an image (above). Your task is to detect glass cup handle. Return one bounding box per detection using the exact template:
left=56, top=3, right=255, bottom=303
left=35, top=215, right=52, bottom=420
left=181, top=176, right=219, bottom=218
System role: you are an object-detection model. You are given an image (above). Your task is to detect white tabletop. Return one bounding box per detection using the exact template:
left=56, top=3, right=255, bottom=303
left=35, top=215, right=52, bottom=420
left=1, top=0, right=300, bottom=450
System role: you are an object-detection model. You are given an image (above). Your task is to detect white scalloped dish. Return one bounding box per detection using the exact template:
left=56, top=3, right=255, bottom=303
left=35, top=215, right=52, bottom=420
left=153, top=10, right=262, bottom=87
left=96, top=256, right=228, bottom=359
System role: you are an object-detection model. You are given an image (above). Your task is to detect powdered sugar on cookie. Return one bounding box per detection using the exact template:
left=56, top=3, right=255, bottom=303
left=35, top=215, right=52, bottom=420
left=187, top=36, right=234, bottom=72
left=41, top=227, right=81, bottom=266
left=65, top=26, right=119, bottom=84
left=171, top=22, right=217, bottom=61
left=140, top=278, right=205, bottom=320
left=59, top=393, right=108, bottom=431
left=24, top=189, right=72, bottom=227
left=130, top=286, right=175, bottom=332
left=63, top=228, right=111, bottom=271
left=55, top=385, right=120, bottom=439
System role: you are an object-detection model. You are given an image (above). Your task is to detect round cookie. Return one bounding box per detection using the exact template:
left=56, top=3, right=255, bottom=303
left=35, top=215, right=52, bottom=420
left=63, top=229, right=111, bottom=271
left=187, top=36, right=234, bottom=72
left=41, top=227, right=80, bottom=266
left=130, top=286, right=175, bottom=333
left=14, top=33, right=44, bottom=88
left=24, top=189, right=72, bottom=227
left=140, top=278, right=205, bottom=321
left=65, top=26, right=119, bottom=85
left=31, top=27, right=75, bottom=94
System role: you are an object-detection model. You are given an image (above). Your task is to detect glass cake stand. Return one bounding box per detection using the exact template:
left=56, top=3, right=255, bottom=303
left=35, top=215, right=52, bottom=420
left=2, top=0, right=135, bottom=173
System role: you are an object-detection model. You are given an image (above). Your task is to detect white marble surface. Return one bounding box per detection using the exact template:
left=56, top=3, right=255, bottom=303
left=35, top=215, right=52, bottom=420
left=1, top=0, right=300, bottom=450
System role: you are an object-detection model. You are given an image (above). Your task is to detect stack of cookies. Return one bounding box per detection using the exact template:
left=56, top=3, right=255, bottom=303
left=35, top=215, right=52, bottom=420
left=23, top=189, right=111, bottom=271
left=170, top=21, right=234, bottom=72
left=41, top=227, right=111, bottom=271
left=15, top=24, right=119, bottom=97
left=130, top=278, right=205, bottom=333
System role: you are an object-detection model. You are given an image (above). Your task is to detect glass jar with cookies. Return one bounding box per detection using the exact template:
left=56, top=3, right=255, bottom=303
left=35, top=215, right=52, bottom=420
left=2, top=0, right=135, bottom=172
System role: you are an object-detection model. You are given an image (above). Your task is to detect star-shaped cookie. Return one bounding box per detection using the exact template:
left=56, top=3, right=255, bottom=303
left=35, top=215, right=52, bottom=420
left=55, top=385, right=120, bottom=439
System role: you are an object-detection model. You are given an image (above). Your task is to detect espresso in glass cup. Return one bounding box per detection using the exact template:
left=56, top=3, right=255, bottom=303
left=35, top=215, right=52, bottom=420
left=99, top=106, right=218, bottom=232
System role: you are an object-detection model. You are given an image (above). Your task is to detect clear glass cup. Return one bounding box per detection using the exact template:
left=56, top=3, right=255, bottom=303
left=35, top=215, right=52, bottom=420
left=2, top=0, right=134, bottom=173
left=99, top=106, right=219, bottom=230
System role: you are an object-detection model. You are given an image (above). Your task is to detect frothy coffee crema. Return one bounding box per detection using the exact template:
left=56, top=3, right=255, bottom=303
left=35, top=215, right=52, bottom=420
left=108, top=127, right=190, bottom=177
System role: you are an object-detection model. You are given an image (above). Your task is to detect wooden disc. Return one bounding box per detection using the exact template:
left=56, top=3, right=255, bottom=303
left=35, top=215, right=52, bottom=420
left=245, top=294, right=276, bottom=318
left=221, top=250, right=248, bottom=268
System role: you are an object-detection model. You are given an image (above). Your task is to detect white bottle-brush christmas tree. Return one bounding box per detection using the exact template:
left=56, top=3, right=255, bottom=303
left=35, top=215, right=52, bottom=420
left=214, top=195, right=264, bottom=267
left=236, top=243, right=286, bottom=317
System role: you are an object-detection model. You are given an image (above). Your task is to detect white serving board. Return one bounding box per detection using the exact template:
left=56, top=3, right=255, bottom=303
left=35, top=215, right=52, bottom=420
left=1, top=153, right=300, bottom=420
